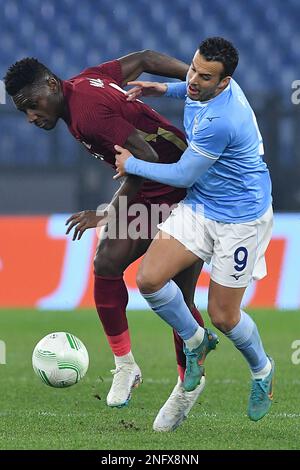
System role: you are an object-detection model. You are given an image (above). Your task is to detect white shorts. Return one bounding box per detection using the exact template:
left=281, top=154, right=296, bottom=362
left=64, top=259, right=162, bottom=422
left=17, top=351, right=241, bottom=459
left=158, top=202, right=273, bottom=288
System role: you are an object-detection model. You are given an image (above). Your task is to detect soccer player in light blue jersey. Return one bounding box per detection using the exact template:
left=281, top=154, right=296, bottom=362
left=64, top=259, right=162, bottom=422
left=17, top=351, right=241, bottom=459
left=115, top=37, right=275, bottom=429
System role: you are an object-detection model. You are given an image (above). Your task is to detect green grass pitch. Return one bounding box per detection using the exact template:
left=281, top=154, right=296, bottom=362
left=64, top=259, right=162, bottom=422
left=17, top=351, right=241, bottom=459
left=0, top=308, right=299, bottom=450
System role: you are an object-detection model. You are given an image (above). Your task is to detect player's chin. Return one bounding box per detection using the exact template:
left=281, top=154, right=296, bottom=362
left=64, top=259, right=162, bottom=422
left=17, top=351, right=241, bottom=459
left=43, top=121, right=57, bottom=131
left=187, top=91, right=201, bottom=101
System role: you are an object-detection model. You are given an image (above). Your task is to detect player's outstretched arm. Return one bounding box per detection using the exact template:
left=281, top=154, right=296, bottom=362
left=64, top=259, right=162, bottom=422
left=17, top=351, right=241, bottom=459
left=118, top=50, right=188, bottom=85
left=113, top=115, right=232, bottom=185
left=125, top=81, right=167, bottom=101
left=114, top=144, right=216, bottom=187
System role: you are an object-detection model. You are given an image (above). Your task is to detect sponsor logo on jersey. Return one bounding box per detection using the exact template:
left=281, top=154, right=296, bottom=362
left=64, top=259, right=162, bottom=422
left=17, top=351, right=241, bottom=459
left=206, top=116, right=220, bottom=122
left=230, top=273, right=245, bottom=280
left=89, top=78, right=104, bottom=88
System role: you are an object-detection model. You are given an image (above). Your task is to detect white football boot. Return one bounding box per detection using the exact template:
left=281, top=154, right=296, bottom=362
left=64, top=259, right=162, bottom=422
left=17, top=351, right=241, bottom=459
left=106, top=363, right=142, bottom=408
left=153, top=375, right=205, bottom=431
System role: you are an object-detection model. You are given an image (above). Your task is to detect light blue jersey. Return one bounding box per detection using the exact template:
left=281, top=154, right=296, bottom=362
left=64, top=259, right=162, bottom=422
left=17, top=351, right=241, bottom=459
left=181, top=79, right=272, bottom=222
left=125, top=79, right=272, bottom=223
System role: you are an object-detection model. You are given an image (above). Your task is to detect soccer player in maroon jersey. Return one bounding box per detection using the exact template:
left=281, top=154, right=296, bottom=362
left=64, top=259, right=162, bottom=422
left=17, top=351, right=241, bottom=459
left=5, top=51, right=205, bottom=430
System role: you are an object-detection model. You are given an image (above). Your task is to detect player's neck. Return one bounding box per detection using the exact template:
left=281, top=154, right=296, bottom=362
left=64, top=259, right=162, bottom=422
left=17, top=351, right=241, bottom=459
left=57, top=81, right=69, bottom=121
left=60, top=101, right=69, bottom=121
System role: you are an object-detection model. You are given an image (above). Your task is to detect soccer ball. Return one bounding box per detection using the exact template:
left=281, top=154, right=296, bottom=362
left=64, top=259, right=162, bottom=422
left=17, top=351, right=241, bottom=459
left=32, top=332, right=89, bottom=388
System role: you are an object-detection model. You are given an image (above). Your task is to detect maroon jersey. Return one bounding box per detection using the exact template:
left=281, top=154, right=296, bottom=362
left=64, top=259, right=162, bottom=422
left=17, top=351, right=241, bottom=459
left=62, top=60, right=187, bottom=198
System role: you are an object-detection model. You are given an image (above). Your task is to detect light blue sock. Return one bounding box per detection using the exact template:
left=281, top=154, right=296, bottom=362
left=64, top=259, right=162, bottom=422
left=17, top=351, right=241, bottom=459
left=225, top=310, right=268, bottom=373
left=142, top=280, right=200, bottom=340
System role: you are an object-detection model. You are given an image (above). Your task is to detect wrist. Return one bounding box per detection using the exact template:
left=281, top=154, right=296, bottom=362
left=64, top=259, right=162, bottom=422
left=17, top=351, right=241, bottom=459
left=165, top=82, right=178, bottom=97
left=165, top=81, right=187, bottom=98
left=124, top=155, right=136, bottom=172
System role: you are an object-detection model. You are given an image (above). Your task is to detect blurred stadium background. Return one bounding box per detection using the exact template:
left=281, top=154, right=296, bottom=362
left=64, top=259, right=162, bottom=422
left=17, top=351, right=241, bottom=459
left=0, top=0, right=299, bottom=452
left=0, top=0, right=299, bottom=310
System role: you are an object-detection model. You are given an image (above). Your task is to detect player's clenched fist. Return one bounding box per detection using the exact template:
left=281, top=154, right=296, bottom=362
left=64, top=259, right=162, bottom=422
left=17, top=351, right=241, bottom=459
left=114, top=145, right=133, bottom=180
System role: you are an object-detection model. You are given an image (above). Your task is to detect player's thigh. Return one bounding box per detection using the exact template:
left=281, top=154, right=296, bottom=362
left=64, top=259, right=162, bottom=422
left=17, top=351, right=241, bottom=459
left=173, top=259, right=204, bottom=309
left=137, top=230, right=200, bottom=292
left=94, top=227, right=151, bottom=276
left=209, top=206, right=273, bottom=289
left=137, top=201, right=213, bottom=292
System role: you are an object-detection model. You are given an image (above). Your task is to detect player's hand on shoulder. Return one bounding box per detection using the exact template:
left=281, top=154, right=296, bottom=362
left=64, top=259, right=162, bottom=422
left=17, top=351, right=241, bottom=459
left=113, top=145, right=132, bottom=180
left=65, top=210, right=106, bottom=241
left=125, top=81, right=167, bottom=101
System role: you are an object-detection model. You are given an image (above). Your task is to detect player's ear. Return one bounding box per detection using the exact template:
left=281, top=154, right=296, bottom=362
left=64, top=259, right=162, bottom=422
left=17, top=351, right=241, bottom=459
left=47, top=77, right=58, bottom=92
left=217, top=76, right=231, bottom=91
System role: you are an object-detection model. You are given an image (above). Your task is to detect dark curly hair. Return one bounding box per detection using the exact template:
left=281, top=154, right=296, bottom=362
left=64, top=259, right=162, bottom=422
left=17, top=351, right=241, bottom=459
left=199, top=37, right=239, bottom=78
left=4, top=58, right=55, bottom=96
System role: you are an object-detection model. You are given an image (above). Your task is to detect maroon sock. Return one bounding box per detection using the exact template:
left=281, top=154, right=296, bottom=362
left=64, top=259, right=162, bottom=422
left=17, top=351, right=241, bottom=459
left=94, top=275, right=131, bottom=356
left=173, top=306, right=205, bottom=377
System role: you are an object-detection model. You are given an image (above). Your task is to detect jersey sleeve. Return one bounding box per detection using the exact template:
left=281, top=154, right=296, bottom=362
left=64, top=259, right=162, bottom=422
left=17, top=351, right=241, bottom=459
left=165, top=81, right=187, bottom=99
left=90, top=60, right=123, bottom=86
left=190, top=116, right=232, bottom=160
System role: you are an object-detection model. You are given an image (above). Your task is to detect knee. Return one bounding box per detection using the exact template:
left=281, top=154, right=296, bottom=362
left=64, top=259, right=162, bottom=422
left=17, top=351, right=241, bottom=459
left=207, top=299, right=239, bottom=333
left=94, top=252, right=123, bottom=277
left=136, top=265, right=165, bottom=293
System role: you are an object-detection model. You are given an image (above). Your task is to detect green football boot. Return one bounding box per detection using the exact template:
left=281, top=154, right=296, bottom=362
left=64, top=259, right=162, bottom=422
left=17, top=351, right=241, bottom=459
left=248, top=356, right=275, bottom=421
left=183, top=328, right=219, bottom=392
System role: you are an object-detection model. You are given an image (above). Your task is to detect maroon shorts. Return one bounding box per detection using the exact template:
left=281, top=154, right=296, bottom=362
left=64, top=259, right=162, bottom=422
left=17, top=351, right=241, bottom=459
left=126, top=189, right=187, bottom=240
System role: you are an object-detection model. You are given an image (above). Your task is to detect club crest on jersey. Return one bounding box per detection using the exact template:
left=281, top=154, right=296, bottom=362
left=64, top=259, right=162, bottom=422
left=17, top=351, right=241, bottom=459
left=192, top=116, right=199, bottom=135
left=89, top=78, right=104, bottom=88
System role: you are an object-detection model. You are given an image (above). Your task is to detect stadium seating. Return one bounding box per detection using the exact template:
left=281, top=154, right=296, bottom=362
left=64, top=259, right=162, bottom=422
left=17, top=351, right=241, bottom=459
left=0, top=0, right=298, bottom=182
left=1, top=0, right=298, bottom=88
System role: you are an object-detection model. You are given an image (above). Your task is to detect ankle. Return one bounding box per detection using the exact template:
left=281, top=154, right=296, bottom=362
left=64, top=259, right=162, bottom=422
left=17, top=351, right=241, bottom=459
left=184, top=326, right=205, bottom=351
left=251, top=358, right=272, bottom=380
left=114, top=351, right=136, bottom=367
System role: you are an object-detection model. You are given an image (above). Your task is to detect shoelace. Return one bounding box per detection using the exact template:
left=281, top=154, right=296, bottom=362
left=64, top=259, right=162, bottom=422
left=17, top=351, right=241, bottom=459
left=109, top=366, right=132, bottom=388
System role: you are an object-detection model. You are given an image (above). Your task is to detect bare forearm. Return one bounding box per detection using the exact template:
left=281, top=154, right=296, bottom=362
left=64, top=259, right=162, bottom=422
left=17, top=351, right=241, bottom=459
left=112, top=175, right=143, bottom=204
left=108, top=175, right=144, bottom=218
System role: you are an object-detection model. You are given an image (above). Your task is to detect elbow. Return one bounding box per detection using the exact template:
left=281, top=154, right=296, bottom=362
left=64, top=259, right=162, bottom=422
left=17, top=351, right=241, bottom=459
left=186, top=179, right=195, bottom=188
left=177, top=178, right=195, bottom=188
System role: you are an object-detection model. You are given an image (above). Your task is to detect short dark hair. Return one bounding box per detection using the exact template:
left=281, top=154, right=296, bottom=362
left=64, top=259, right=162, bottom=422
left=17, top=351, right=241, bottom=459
left=4, top=58, right=54, bottom=96
left=199, top=37, right=239, bottom=78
